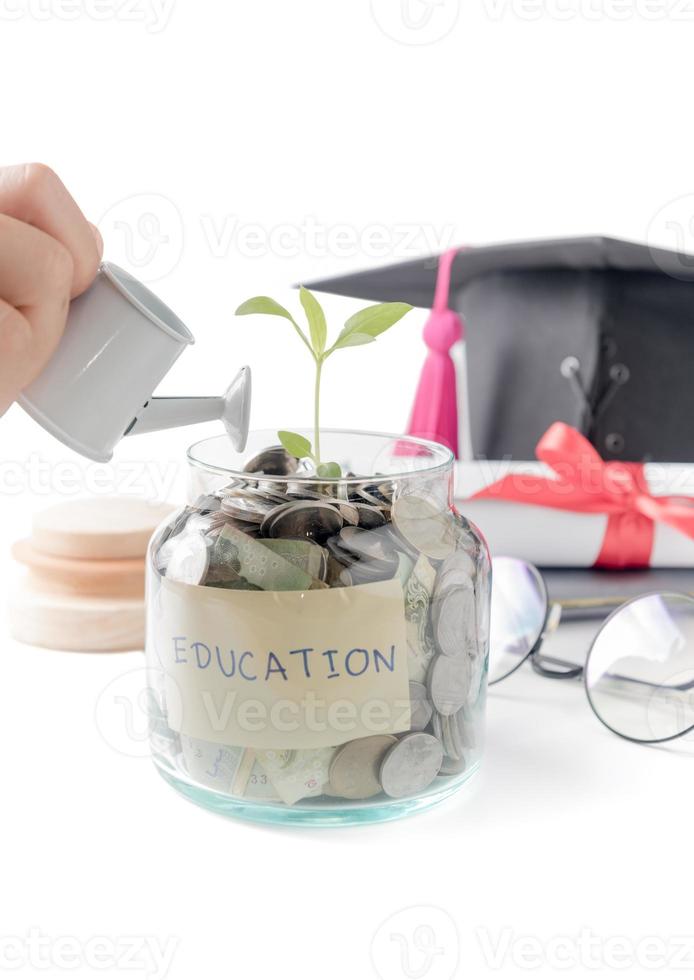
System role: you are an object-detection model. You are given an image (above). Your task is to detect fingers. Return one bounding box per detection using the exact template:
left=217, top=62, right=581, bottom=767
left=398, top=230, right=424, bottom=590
left=0, top=163, right=102, bottom=297
left=0, top=213, right=74, bottom=392
left=0, top=299, right=33, bottom=414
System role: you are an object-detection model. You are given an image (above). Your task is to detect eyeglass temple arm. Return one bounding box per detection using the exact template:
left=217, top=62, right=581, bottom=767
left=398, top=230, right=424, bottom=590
left=531, top=652, right=584, bottom=680
left=527, top=603, right=585, bottom=679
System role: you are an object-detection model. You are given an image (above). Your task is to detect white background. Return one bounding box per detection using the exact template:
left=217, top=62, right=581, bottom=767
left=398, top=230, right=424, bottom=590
left=1, top=2, right=693, bottom=978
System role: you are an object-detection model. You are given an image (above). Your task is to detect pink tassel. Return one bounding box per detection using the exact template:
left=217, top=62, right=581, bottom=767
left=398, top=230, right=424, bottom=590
left=406, top=248, right=465, bottom=457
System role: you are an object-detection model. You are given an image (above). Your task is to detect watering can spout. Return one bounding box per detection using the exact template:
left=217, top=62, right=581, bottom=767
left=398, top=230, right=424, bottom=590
left=124, top=366, right=252, bottom=451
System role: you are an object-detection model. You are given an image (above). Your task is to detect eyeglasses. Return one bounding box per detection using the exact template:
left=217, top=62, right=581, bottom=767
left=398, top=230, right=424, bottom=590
left=488, top=557, right=694, bottom=744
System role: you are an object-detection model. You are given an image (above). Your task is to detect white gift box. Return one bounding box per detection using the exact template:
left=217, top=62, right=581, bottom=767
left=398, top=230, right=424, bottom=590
left=454, top=460, right=694, bottom=568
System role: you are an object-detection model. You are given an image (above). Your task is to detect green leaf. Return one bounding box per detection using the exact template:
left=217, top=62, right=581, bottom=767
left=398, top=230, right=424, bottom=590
left=235, top=296, right=295, bottom=320
left=299, top=287, right=327, bottom=356
left=235, top=296, right=313, bottom=355
left=332, top=331, right=376, bottom=350
left=316, top=461, right=342, bottom=478
left=335, top=301, right=412, bottom=348
left=278, top=430, right=313, bottom=459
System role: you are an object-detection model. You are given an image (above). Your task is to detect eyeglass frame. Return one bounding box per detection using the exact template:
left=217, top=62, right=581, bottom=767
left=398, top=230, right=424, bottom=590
left=487, top=559, right=694, bottom=745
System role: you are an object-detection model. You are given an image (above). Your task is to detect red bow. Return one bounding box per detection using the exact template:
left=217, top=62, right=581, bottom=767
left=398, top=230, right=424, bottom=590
left=474, top=422, right=694, bottom=568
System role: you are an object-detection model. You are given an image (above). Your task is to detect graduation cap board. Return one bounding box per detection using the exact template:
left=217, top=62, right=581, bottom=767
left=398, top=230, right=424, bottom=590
left=305, top=237, right=694, bottom=463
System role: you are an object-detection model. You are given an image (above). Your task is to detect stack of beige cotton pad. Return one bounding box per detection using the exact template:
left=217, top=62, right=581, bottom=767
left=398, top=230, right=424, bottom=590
left=9, top=497, right=174, bottom=652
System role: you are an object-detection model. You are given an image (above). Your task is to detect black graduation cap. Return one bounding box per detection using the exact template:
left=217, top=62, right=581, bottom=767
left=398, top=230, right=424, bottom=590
left=305, top=237, right=694, bottom=462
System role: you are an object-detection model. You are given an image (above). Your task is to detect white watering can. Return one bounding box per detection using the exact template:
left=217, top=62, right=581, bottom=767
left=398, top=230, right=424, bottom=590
left=18, top=262, right=251, bottom=462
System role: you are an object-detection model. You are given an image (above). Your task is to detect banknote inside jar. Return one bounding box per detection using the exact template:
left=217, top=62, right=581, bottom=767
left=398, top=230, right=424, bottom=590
left=150, top=443, right=489, bottom=806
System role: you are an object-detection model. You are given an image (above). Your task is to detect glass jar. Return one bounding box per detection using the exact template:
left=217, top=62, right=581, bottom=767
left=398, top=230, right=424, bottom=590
left=145, top=430, right=490, bottom=825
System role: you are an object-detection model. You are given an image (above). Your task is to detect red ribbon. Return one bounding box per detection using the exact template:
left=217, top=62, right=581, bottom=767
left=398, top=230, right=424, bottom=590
left=473, top=422, right=694, bottom=569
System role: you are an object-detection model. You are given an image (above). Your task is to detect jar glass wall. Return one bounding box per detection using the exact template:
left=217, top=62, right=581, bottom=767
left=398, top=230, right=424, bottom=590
left=145, top=430, right=490, bottom=826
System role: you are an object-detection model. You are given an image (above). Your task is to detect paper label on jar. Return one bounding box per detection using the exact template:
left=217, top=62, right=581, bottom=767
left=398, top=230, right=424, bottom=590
left=152, top=577, right=411, bottom=749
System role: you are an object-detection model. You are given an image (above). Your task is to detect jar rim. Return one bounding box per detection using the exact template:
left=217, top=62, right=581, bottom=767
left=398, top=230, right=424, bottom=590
left=187, top=428, right=454, bottom=485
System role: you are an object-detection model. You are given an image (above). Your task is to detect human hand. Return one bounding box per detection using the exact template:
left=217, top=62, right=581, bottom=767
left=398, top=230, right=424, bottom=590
left=0, top=163, right=103, bottom=415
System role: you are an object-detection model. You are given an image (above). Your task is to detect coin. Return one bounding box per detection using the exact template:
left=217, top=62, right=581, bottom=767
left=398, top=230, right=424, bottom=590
left=236, top=484, right=292, bottom=505
left=439, top=754, right=468, bottom=776
left=260, top=500, right=343, bottom=542
left=379, top=732, right=444, bottom=798
left=244, top=446, right=299, bottom=476
left=392, top=494, right=457, bottom=560
left=431, top=710, right=443, bottom=741
left=427, top=653, right=471, bottom=716
left=440, top=713, right=465, bottom=761
left=164, top=530, right=210, bottom=585
left=328, top=735, right=397, bottom=800
left=220, top=494, right=276, bottom=524
left=192, top=494, right=223, bottom=514
left=324, top=498, right=360, bottom=526
left=356, top=486, right=390, bottom=510
left=338, top=526, right=396, bottom=564
left=355, top=503, right=387, bottom=529
left=325, top=555, right=352, bottom=588
left=432, top=586, right=477, bottom=659
left=409, top=681, right=433, bottom=732
left=434, top=551, right=476, bottom=593
left=452, top=705, right=477, bottom=750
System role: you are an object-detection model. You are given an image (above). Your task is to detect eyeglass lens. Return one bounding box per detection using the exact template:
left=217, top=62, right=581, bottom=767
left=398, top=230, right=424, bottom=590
left=585, top=592, right=694, bottom=742
left=489, top=557, right=548, bottom=684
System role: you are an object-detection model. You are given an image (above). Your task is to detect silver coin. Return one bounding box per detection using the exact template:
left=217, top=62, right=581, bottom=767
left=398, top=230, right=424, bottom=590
left=294, top=492, right=359, bottom=526
left=438, top=714, right=457, bottom=760
left=427, top=653, right=471, bottom=716
left=431, top=709, right=443, bottom=742
left=356, top=486, right=390, bottom=509
left=191, top=493, right=223, bottom=514
left=349, top=561, right=398, bottom=585
left=325, top=535, right=356, bottom=565
left=164, top=531, right=210, bottom=585
left=432, top=586, right=477, bottom=659
left=392, top=495, right=457, bottom=561
left=235, top=484, right=292, bottom=505
left=260, top=500, right=343, bottom=542
left=355, top=504, right=387, bottom=529
left=376, top=481, right=396, bottom=503
left=244, top=445, right=299, bottom=476
left=285, top=487, right=323, bottom=500
left=452, top=705, right=477, bottom=750
left=325, top=498, right=360, bottom=526
left=220, top=495, right=276, bottom=524
left=328, top=735, right=397, bottom=799
left=379, top=732, right=444, bottom=798
left=442, top=712, right=467, bottom=760
left=433, top=552, right=476, bottom=595
left=409, top=681, right=433, bottom=732
left=338, top=526, right=396, bottom=564
left=440, top=754, right=468, bottom=776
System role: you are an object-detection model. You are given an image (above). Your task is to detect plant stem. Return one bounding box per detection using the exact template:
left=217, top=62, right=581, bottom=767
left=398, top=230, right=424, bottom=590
left=314, top=357, right=323, bottom=465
